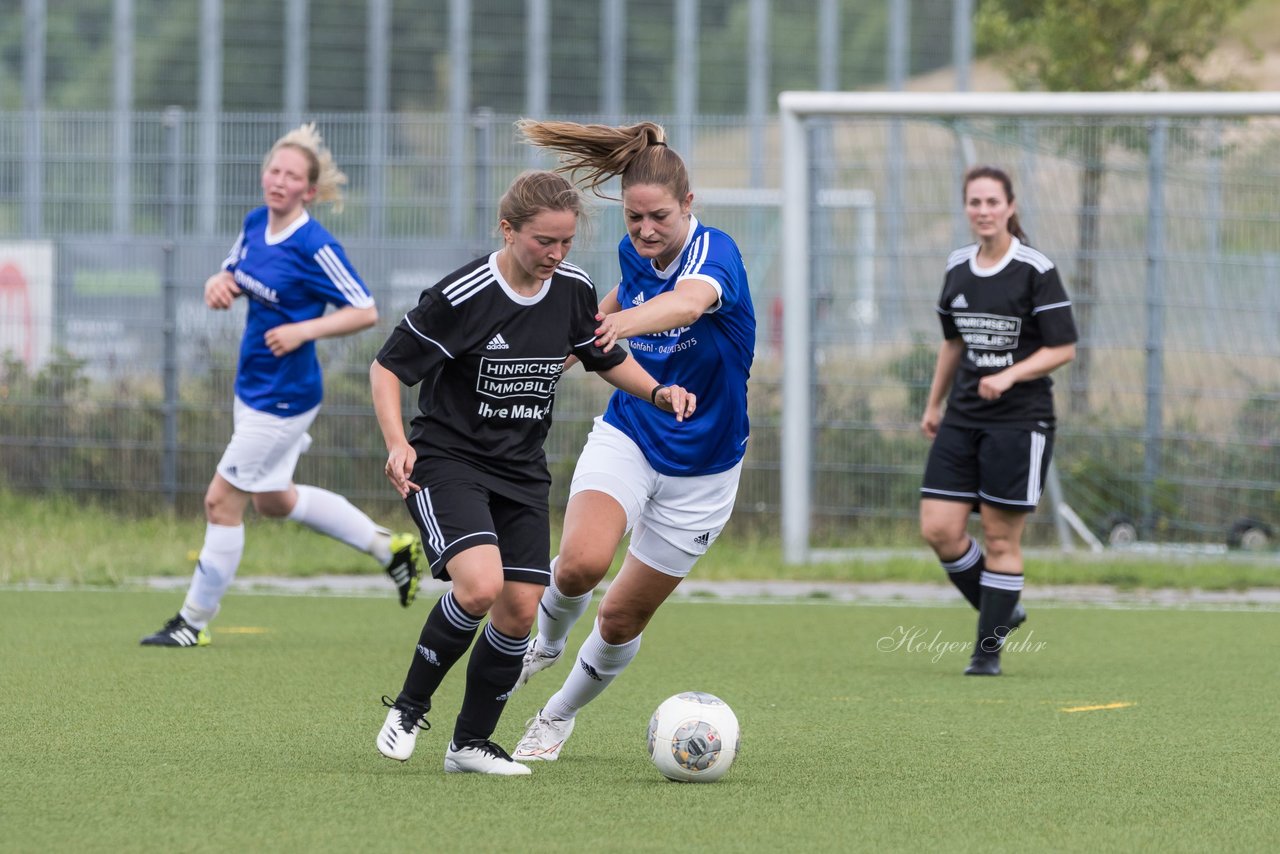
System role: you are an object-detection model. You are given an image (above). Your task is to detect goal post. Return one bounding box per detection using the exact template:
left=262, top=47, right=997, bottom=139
left=778, top=90, right=1280, bottom=565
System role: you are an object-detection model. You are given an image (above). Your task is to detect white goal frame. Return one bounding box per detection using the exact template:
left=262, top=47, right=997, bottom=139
left=778, top=90, right=1280, bottom=565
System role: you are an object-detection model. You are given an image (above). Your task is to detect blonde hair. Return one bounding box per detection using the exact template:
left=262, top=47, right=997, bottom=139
left=262, top=122, right=348, bottom=213
left=515, top=119, right=689, bottom=201
left=498, top=170, right=582, bottom=231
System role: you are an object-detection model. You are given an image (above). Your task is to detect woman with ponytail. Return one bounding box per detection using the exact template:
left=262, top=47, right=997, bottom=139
left=509, top=120, right=756, bottom=762
left=919, top=165, right=1078, bottom=676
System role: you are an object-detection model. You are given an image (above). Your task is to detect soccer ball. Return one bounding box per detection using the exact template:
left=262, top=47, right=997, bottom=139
left=646, top=691, right=740, bottom=783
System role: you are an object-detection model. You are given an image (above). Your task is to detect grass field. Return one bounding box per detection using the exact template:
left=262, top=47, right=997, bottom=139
left=3, top=587, right=1277, bottom=853
left=4, top=488, right=1280, bottom=590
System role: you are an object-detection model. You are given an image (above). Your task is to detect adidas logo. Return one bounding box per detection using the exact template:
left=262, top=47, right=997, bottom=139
left=224, top=465, right=237, bottom=477
left=417, top=644, right=441, bottom=666
left=950, top=294, right=969, bottom=309
left=579, top=659, right=602, bottom=681
left=172, top=627, right=201, bottom=646
left=486, top=333, right=510, bottom=350
left=694, top=532, right=711, bottom=548
left=631, top=292, right=646, bottom=306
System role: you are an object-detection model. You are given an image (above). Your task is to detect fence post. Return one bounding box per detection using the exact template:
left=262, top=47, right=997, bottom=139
left=22, top=0, right=46, bottom=238
left=1141, top=118, right=1168, bottom=538
left=162, top=106, right=183, bottom=508
left=472, top=107, right=494, bottom=252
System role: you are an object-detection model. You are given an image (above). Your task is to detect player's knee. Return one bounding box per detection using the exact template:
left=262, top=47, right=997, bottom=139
left=501, top=599, right=539, bottom=636
left=451, top=588, right=498, bottom=617
left=596, top=603, right=647, bottom=644
left=920, top=519, right=964, bottom=555
left=204, top=492, right=240, bottom=526
left=984, top=535, right=1020, bottom=563
left=553, top=551, right=610, bottom=597
left=252, top=493, right=292, bottom=518
left=451, top=578, right=503, bottom=617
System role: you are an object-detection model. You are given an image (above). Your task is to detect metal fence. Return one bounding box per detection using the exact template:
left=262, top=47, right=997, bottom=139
left=3, top=105, right=1280, bottom=554
left=0, top=109, right=796, bottom=530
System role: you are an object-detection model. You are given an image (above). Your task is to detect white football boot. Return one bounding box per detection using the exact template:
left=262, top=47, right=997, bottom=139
left=512, top=642, right=562, bottom=691
left=376, top=696, right=430, bottom=762
left=443, top=739, right=532, bottom=776
left=512, top=709, right=576, bottom=762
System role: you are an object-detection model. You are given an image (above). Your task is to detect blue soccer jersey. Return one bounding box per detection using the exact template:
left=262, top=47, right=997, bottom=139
left=602, top=217, right=756, bottom=476
left=221, top=207, right=374, bottom=414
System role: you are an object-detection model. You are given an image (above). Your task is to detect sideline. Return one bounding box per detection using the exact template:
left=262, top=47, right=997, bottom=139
left=7, top=576, right=1280, bottom=612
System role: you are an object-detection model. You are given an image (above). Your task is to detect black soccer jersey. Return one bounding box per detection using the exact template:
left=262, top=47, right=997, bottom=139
left=376, top=253, right=627, bottom=504
left=935, top=238, right=1078, bottom=429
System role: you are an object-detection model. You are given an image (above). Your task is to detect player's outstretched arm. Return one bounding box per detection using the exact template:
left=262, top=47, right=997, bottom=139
left=598, top=355, right=696, bottom=422
left=593, top=279, right=717, bottom=352
left=265, top=305, right=379, bottom=356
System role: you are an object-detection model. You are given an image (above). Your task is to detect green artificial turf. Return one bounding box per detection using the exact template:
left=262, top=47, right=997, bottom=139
left=2, top=589, right=1276, bottom=852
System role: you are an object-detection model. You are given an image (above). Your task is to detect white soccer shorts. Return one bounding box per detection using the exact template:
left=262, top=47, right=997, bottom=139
left=569, top=417, right=743, bottom=577
left=215, top=397, right=319, bottom=493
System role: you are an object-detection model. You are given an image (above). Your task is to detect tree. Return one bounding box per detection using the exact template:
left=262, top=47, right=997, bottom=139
left=975, top=0, right=1250, bottom=414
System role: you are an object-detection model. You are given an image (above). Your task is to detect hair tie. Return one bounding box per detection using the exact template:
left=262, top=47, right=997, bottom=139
left=652, top=140, right=668, bottom=148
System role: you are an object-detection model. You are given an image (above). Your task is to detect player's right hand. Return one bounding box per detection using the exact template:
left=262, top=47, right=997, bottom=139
left=655, top=384, right=696, bottom=422
left=384, top=443, right=421, bottom=498
left=920, top=405, right=942, bottom=440
left=204, top=270, right=242, bottom=309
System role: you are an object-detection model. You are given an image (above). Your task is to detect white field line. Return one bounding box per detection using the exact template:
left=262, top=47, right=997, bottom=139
left=4, top=578, right=1280, bottom=613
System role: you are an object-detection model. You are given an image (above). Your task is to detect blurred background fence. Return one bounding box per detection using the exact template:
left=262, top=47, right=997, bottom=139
left=2, top=0, right=1279, bottom=555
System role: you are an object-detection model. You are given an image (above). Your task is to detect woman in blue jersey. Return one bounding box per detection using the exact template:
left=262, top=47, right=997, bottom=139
left=508, top=120, right=756, bottom=762
left=141, top=124, right=421, bottom=648
left=920, top=165, right=1076, bottom=676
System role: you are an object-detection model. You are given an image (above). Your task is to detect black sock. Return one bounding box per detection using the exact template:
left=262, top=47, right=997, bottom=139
left=453, top=622, right=528, bottom=745
left=941, top=537, right=984, bottom=610
left=975, top=570, right=1024, bottom=657
left=397, top=591, right=481, bottom=708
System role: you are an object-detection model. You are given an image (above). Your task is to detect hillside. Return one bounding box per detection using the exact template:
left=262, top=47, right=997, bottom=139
left=904, top=0, right=1280, bottom=93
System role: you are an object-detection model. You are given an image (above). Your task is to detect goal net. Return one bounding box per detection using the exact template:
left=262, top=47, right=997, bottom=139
left=778, top=91, right=1280, bottom=563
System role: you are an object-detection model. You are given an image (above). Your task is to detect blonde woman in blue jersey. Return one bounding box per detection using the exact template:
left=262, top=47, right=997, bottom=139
left=141, top=124, right=421, bottom=648
left=510, top=120, right=756, bottom=762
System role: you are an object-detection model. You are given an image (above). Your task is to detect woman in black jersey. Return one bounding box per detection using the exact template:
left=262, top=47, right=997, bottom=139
left=919, top=165, right=1077, bottom=676
left=369, top=169, right=693, bottom=774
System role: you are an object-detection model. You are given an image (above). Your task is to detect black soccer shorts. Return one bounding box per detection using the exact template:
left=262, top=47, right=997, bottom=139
left=402, top=463, right=551, bottom=586
left=921, top=422, right=1054, bottom=513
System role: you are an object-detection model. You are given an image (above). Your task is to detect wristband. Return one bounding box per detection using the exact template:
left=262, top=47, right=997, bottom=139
left=650, top=383, right=668, bottom=405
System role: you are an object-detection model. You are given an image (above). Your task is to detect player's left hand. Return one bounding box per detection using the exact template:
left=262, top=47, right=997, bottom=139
left=978, top=372, right=1015, bottom=400
left=655, top=384, right=696, bottom=422
left=265, top=323, right=308, bottom=357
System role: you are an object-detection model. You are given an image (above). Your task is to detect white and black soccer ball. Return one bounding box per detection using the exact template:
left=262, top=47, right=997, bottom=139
left=646, top=691, right=740, bottom=783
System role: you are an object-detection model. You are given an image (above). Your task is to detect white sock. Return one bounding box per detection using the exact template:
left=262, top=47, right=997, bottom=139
left=543, top=622, right=641, bottom=721
left=180, top=522, right=245, bottom=629
left=534, top=560, right=594, bottom=656
left=288, top=485, right=390, bottom=564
